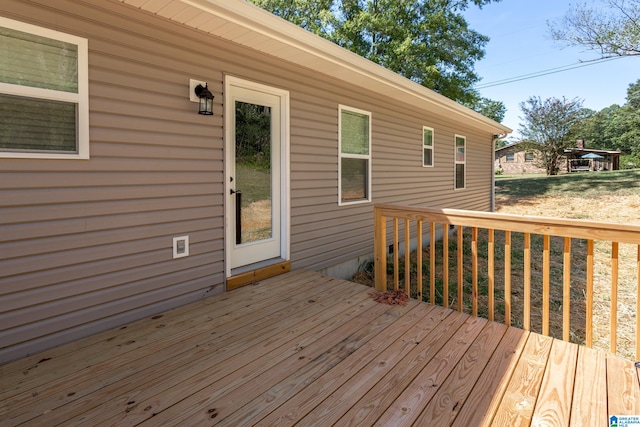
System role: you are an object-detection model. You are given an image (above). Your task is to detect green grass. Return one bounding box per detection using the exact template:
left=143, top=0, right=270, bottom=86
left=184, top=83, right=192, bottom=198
left=495, top=169, right=640, bottom=198
left=236, top=163, right=271, bottom=205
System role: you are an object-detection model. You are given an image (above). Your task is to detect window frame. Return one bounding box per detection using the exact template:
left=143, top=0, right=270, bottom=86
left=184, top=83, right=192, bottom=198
left=338, top=105, right=372, bottom=206
left=454, top=134, right=466, bottom=190
left=0, top=17, right=89, bottom=159
left=506, top=152, right=515, bottom=162
left=525, top=152, right=535, bottom=162
left=422, top=126, right=434, bottom=167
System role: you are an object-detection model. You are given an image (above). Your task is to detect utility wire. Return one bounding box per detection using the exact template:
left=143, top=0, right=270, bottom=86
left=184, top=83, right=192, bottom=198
left=474, top=56, right=624, bottom=89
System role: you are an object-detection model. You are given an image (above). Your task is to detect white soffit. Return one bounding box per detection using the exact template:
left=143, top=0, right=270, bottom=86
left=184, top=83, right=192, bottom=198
left=119, top=0, right=511, bottom=134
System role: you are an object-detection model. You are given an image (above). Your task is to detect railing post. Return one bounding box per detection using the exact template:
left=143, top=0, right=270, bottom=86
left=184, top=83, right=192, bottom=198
left=374, top=206, right=387, bottom=292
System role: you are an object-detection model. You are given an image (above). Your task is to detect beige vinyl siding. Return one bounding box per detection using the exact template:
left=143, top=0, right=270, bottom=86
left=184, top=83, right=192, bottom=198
left=0, top=0, right=498, bottom=362
left=0, top=0, right=227, bottom=363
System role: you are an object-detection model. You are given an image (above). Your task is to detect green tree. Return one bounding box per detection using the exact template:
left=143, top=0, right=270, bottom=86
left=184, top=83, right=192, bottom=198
left=249, top=0, right=336, bottom=37
left=519, top=96, right=586, bottom=176
left=573, top=79, right=640, bottom=155
left=250, top=0, right=505, bottom=118
left=549, top=0, right=640, bottom=58
left=467, top=96, right=506, bottom=122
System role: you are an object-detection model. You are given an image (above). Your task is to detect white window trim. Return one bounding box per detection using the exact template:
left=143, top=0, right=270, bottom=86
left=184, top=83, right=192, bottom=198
left=338, top=105, right=372, bottom=206
left=422, top=126, right=434, bottom=168
left=0, top=17, right=89, bottom=159
left=454, top=134, right=466, bottom=190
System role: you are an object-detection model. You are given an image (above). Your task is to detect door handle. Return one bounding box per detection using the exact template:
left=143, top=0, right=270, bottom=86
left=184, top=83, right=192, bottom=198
left=230, top=189, right=242, bottom=195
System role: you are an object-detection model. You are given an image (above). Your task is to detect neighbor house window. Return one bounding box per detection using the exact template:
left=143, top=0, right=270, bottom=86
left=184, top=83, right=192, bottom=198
left=422, top=126, right=434, bottom=167
left=525, top=152, right=534, bottom=162
left=339, top=105, right=371, bottom=205
left=455, top=135, right=466, bottom=189
left=506, top=152, right=515, bottom=162
left=0, top=17, right=89, bottom=159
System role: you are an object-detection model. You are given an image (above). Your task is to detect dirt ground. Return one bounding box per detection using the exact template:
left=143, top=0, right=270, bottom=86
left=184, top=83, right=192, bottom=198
left=495, top=192, right=640, bottom=360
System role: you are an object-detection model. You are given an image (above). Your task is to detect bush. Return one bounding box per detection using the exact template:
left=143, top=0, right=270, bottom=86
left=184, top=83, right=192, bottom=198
left=620, top=154, right=640, bottom=169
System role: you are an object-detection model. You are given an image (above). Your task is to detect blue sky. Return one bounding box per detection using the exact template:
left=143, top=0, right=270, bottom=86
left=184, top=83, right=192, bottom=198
left=463, top=0, right=638, bottom=139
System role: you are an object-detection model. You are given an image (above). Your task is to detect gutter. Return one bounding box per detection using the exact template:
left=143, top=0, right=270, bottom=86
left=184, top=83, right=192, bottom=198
left=491, top=133, right=509, bottom=212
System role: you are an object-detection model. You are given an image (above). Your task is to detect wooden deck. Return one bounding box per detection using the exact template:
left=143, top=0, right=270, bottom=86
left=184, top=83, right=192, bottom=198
left=1, top=270, right=639, bottom=426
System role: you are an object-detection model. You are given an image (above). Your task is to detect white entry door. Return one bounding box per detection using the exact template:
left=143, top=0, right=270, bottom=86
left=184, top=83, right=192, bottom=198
left=225, top=77, right=289, bottom=275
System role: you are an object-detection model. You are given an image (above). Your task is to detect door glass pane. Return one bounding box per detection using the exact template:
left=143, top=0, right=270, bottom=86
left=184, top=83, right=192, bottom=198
left=235, top=101, right=272, bottom=244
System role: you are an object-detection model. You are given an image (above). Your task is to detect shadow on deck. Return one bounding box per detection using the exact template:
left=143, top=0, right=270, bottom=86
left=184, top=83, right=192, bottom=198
left=1, top=270, right=639, bottom=426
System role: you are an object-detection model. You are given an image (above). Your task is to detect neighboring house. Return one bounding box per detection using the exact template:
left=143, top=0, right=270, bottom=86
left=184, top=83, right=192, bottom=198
left=495, top=140, right=621, bottom=174
left=495, top=142, right=548, bottom=174
left=0, top=0, right=510, bottom=363
left=564, top=148, right=621, bottom=172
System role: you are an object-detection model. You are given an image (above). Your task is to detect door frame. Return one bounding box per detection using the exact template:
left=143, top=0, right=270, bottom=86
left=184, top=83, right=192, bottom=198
left=224, top=75, right=290, bottom=278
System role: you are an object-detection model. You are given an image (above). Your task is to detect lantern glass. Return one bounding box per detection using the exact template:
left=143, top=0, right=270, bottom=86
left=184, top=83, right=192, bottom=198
left=195, top=83, right=214, bottom=115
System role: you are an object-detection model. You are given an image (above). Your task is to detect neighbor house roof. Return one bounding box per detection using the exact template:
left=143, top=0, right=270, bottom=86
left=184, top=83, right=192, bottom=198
left=119, top=0, right=512, bottom=136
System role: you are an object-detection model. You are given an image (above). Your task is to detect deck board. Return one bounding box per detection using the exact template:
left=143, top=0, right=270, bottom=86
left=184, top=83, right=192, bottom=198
left=1, top=270, right=639, bottom=426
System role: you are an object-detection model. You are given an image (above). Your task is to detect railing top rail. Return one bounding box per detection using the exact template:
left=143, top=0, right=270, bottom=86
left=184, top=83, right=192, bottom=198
left=374, top=204, right=640, bottom=244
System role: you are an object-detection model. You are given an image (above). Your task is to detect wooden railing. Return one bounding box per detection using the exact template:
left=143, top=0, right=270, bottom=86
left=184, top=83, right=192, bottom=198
left=373, top=204, right=640, bottom=359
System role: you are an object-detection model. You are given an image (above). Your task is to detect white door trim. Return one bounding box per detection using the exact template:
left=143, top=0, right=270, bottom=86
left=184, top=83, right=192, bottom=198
left=224, top=75, right=290, bottom=277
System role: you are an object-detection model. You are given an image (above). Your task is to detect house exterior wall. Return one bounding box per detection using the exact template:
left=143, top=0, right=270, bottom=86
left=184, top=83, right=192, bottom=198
left=0, top=0, right=498, bottom=363
left=495, top=147, right=548, bottom=175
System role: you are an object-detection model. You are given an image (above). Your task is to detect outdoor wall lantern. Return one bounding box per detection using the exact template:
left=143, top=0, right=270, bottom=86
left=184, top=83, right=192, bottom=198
left=194, top=83, right=214, bottom=115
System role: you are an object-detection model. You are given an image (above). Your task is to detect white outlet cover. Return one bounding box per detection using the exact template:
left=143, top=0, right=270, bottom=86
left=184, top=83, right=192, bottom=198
left=189, top=79, right=207, bottom=103
left=173, top=235, right=190, bottom=259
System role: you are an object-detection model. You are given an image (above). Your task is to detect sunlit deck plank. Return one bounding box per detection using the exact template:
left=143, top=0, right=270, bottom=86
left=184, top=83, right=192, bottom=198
left=294, top=303, right=455, bottom=426
left=491, top=333, right=554, bottom=426
left=451, top=326, right=529, bottom=427
left=416, top=321, right=509, bottom=426
left=531, top=339, right=579, bottom=427
left=374, top=316, right=488, bottom=426
left=254, top=303, right=437, bottom=426
left=570, top=346, right=607, bottom=427
left=607, top=352, right=640, bottom=416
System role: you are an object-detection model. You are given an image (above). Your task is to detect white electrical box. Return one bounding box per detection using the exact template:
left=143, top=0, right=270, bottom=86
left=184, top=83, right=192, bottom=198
left=172, top=235, right=189, bottom=259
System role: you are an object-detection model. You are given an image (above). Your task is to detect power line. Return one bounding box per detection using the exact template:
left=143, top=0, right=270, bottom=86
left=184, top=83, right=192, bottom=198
left=474, top=56, right=625, bottom=89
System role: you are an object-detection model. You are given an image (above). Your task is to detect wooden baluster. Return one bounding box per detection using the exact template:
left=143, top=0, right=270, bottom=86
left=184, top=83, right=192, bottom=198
left=430, top=222, right=436, bottom=305
left=543, top=235, right=550, bottom=336
left=373, top=208, right=387, bottom=292
left=636, top=245, right=640, bottom=359
left=563, top=237, right=571, bottom=342
left=404, top=219, right=410, bottom=295
left=457, top=225, right=464, bottom=312
left=586, top=239, right=594, bottom=347
left=524, top=233, right=531, bottom=331
left=393, top=218, right=399, bottom=292
left=443, top=224, right=449, bottom=308
left=417, top=221, right=423, bottom=301
left=472, top=227, right=478, bottom=317
left=504, top=231, right=512, bottom=326
left=488, top=229, right=495, bottom=321
left=611, top=241, right=619, bottom=354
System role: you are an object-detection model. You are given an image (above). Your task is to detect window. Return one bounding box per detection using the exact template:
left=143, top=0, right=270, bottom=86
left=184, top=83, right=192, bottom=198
left=525, top=152, right=534, bottom=162
left=506, top=152, right=515, bottom=162
left=0, top=17, right=88, bottom=159
left=422, top=126, right=434, bottom=167
left=339, top=105, right=371, bottom=205
left=455, top=135, right=465, bottom=190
